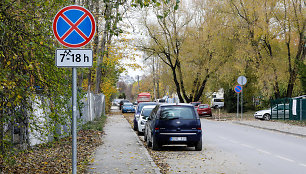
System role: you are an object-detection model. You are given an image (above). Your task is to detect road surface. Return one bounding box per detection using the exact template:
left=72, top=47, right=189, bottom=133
left=203, top=119, right=306, bottom=174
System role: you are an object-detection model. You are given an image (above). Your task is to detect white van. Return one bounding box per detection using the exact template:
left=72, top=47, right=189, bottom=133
left=211, top=98, right=224, bottom=109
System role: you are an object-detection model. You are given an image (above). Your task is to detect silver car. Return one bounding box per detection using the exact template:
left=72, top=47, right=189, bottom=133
left=254, top=104, right=289, bottom=120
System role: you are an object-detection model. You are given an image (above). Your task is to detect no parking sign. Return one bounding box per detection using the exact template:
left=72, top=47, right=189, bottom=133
left=53, top=5, right=96, bottom=48
left=234, top=85, right=242, bottom=93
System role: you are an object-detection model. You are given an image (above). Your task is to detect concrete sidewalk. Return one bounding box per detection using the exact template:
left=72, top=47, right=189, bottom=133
left=87, top=107, right=160, bottom=174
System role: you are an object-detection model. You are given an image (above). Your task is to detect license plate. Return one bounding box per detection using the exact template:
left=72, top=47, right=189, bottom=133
left=170, top=137, right=187, bottom=141
left=202, top=112, right=207, bottom=114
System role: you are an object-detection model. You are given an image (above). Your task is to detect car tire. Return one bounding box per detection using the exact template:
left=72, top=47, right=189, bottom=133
left=152, top=136, right=160, bottom=150
left=195, top=139, right=202, bottom=151
left=137, top=130, right=141, bottom=136
left=133, top=122, right=138, bottom=131
left=147, top=135, right=152, bottom=147
left=144, top=132, right=147, bottom=141
left=263, top=113, right=271, bottom=121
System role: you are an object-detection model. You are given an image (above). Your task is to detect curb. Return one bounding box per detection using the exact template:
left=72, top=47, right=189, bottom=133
left=233, top=121, right=306, bottom=138
left=132, top=126, right=161, bottom=174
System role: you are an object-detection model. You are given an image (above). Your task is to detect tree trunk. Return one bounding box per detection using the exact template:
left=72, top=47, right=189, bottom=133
left=170, top=66, right=184, bottom=102
left=194, top=74, right=209, bottom=102
left=95, top=1, right=112, bottom=94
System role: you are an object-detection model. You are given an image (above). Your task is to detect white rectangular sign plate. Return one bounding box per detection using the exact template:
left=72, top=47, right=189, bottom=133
left=56, top=49, right=93, bottom=67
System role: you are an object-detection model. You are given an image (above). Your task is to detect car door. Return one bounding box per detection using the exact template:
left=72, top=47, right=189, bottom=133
left=146, top=106, right=158, bottom=141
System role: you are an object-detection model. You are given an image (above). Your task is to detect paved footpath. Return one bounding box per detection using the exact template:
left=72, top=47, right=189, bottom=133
left=87, top=107, right=160, bottom=174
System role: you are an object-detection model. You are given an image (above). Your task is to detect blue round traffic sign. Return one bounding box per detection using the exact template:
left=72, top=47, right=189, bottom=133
left=53, top=5, right=96, bottom=48
left=234, top=85, right=242, bottom=93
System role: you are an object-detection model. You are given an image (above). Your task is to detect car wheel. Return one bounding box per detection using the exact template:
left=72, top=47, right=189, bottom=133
left=195, top=139, right=202, bottom=151
left=263, top=113, right=271, bottom=121
left=146, top=135, right=152, bottom=147
left=137, top=130, right=141, bottom=136
left=144, top=132, right=147, bottom=141
left=152, top=136, right=160, bottom=150
left=133, top=122, right=137, bottom=131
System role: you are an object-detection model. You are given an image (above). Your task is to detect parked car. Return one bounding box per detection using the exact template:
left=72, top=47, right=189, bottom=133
left=144, top=103, right=202, bottom=151
left=133, top=102, right=157, bottom=131
left=122, top=102, right=135, bottom=113
left=137, top=105, right=156, bottom=135
left=197, top=104, right=212, bottom=117
left=119, top=99, right=130, bottom=110
left=112, top=99, right=122, bottom=106
left=211, top=98, right=224, bottom=109
left=190, top=102, right=201, bottom=109
left=254, top=104, right=289, bottom=120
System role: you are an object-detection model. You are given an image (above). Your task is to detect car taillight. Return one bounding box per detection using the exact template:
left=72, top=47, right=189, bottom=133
left=155, top=127, right=159, bottom=130
left=197, top=127, right=201, bottom=130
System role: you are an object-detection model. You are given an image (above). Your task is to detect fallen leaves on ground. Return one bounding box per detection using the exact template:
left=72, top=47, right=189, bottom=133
left=123, top=112, right=170, bottom=174
left=2, top=129, right=102, bottom=173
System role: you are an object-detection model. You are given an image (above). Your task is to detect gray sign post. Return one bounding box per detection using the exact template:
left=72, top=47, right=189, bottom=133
left=72, top=68, right=77, bottom=172
left=234, top=85, right=242, bottom=120
left=237, top=76, right=247, bottom=120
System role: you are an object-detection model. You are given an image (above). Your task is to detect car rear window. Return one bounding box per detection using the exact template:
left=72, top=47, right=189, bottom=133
left=141, top=108, right=154, bottom=117
left=160, top=106, right=196, bottom=120
left=137, top=103, right=156, bottom=112
left=199, top=105, right=209, bottom=109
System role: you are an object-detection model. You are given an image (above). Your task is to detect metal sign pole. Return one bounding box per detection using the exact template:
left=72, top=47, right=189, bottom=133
left=72, top=67, right=77, bottom=174
left=241, top=86, right=243, bottom=120
left=237, top=93, right=239, bottom=119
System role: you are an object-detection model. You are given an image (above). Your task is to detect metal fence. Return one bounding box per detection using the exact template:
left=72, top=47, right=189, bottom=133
left=29, top=92, right=105, bottom=146
left=270, top=96, right=306, bottom=121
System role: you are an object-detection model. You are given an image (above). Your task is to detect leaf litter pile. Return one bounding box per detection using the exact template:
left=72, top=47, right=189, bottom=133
left=2, top=129, right=102, bottom=173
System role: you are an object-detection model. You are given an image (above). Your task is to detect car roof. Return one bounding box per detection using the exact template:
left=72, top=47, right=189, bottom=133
left=142, top=105, right=156, bottom=109
left=138, top=102, right=157, bottom=106
left=159, top=103, right=193, bottom=107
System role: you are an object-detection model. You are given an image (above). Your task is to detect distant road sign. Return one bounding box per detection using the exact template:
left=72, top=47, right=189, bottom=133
left=53, top=5, right=96, bottom=48
left=234, top=85, right=242, bottom=93
left=56, top=49, right=92, bottom=67
left=237, top=76, right=247, bottom=85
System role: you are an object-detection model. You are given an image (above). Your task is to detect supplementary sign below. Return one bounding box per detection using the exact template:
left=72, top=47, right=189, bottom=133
left=56, top=49, right=92, bottom=67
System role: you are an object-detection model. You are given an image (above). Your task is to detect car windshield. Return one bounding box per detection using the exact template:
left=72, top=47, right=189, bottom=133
left=160, top=106, right=196, bottom=120
left=124, top=103, right=133, bottom=106
left=214, top=99, right=224, bottom=102
left=199, top=105, right=209, bottom=109
left=141, top=108, right=154, bottom=117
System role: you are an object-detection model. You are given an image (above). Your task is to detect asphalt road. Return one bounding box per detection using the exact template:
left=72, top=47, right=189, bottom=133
left=202, top=119, right=306, bottom=174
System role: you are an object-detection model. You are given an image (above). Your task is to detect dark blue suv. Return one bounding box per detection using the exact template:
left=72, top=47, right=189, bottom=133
left=144, top=103, right=202, bottom=151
